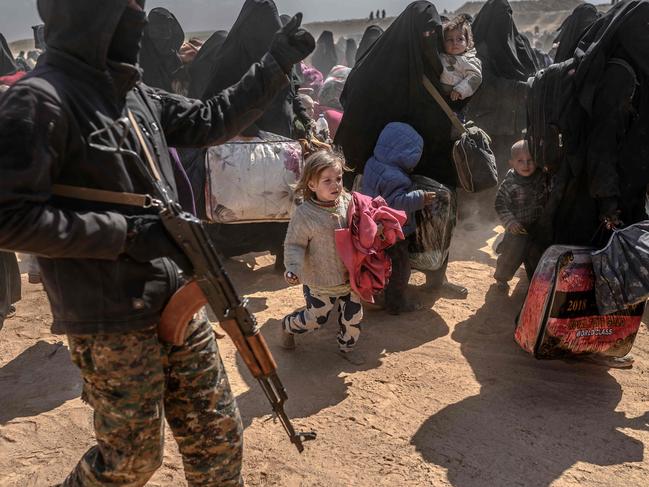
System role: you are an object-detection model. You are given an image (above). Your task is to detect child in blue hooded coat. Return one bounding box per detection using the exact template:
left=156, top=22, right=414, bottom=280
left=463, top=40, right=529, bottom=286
left=362, top=122, right=436, bottom=314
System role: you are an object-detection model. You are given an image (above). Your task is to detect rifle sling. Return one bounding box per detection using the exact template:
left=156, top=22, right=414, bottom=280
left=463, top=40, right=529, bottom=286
left=51, top=184, right=152, bottom=208
left=51, top=109, right=165, bottom=208
left=422, top=75, right=467, bottom=135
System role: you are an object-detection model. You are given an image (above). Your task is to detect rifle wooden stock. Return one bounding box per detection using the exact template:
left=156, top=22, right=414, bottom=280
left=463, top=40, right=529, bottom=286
left=159, top=280, right=277, bottom=379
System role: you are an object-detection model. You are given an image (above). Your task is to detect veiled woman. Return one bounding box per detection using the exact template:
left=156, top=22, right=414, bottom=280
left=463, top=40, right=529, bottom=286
left=182, top=0, right=301, bottom=263
left=466, top=0, right=540, bottom=176
left=336, top=1, right=467, bottom=297
left=554, top=3, right=600, bottom=63
left=139, top=7, right=186, bottom=93
left=311, top=31, right=338, bottom=77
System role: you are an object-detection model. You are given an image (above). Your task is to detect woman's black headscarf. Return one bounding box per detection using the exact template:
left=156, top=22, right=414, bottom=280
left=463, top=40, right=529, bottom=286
left=554, top=3, right=600, bottom=63
left=355, top=25, right=383, bottom=62
left=201, top=0, right=294, bottom=137
left=471, top=0, right=539, bottom=81
left=0, top=33, right=17, bottom=77
left=187, top=30, right=228, bottom=98
left=335, top=1, right=456, bottom=186
left=575, top=0, right=649, bottom=115
left=345, top=38, right=358, bottom=67
left=139, top=7, right=185, bottom=92
left=311, top=31, right=338, bottom=75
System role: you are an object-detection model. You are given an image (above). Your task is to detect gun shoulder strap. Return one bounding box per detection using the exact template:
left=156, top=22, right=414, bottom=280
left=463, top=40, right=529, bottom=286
left=51, top=108, right=165, bottom=208
left=422, top=75, right=467, bottom=135
left=51, top=184, right=153, bottom=208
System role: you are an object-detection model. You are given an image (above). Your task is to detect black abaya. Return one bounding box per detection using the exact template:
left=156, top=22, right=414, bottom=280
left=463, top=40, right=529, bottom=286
left=554, top=3, right=600, bottom=63
left=0, top=33, right=17, bottom=76
left=471, top=0, right=539, bottom=82
left=335, top=1, right=455, bottom=187
left=311, top=31, right=338, bottom=76
left=139, top=7, right=185, bottom=92
left=187, top=30, right=228, bottom=98
left=201, top=0, right=294, bottom=138
left=535, top=0, right=649, bottom=248
left=355, top=25, right=383, bottom=63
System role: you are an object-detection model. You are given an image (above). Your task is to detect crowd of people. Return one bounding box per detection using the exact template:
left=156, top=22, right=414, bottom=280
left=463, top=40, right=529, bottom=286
left=0, top=0, right=648, bottom=484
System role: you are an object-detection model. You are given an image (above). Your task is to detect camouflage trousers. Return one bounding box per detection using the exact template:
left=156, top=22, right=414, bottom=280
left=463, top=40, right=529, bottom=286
left=63, top=319, right=243, bottom=487
left=283, top=286, right=363, bottom=351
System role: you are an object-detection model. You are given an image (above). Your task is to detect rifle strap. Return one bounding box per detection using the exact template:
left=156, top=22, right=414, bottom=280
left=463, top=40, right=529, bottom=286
left=51, top=184, right=153, bottom=208
left=422, top=75, right=467, bottom=135
left=51, top=109, right=167, bottom=208
left=126, top=109, right=164, bottom=183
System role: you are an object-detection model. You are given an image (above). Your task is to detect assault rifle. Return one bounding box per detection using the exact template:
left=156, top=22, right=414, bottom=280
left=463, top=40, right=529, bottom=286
left=126, top=111, right=317, bottom=453
left=156, top=201, right=316, bottom=453
left=55, top=111, right=316, bottom=452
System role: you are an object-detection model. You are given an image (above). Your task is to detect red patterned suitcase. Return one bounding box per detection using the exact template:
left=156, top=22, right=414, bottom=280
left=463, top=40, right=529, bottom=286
left=515, top=245, right=645, bottom=359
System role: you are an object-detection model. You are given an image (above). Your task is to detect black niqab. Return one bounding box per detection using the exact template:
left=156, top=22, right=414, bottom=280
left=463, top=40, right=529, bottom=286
left=575, top=0, right=649, bottom=115
left=201, top=0, right=293, bottom=137
left=472, top=0, right=539, bottom=81
left=187, top=30, right=228, bottom=98
left=335, top=1, right=456, bottom=186
left=312, top=31, right=338, bottom=75
left=345, top=38, right=358, bottom=67
left=355, top=25, right=383, bottom=62
left=554, top=3, right=600, bottom=63
left=139, top=7, right=185, bottom=92
left=0, top=33, right=18, bottom=76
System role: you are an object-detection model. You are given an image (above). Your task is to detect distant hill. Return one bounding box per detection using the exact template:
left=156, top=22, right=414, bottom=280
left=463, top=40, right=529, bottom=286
left=10, top=1, right=612, bottom=55
left=456, top=0, right=609, bottom=33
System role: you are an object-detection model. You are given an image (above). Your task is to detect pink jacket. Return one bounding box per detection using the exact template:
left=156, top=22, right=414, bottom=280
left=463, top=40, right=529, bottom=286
left=335, top=192, right=407, bottom=302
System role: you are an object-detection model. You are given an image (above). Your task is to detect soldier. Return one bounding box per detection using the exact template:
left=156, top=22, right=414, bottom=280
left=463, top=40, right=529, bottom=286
left=0, top=0, right=315, bottom=485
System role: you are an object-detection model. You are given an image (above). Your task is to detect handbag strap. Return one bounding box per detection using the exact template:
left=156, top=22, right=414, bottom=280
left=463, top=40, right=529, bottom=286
left=422, top=75, right=467, bottom=135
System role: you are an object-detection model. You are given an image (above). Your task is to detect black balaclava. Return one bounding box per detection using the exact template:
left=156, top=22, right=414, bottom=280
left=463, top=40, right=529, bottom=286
left=107, top=2, right=147, bottom=64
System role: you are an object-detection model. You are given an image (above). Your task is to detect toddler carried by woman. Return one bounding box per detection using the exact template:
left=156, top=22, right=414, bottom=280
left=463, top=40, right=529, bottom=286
left=440, top=15, right=482, bottom=101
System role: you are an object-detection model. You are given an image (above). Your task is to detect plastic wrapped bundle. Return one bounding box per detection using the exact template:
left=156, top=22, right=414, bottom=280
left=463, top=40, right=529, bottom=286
left=408, top=175, right=457, bottom=271
left=205, top=132, right=303, bottom=224
left=515, top=245, right=644, bottom=360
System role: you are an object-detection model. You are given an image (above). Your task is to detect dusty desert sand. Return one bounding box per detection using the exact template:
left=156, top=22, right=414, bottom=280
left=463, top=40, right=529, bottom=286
left=1, top=211, right=648, bottom=487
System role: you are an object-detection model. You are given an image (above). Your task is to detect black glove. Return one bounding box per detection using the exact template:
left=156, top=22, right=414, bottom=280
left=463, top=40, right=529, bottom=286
left=269, top=13, right=316, bottom=74
left=123, top=215, right=193, bottom=274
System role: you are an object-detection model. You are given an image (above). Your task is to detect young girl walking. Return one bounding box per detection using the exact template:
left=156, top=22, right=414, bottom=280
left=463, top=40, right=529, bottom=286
left=281, top=150, right=364, bottom=364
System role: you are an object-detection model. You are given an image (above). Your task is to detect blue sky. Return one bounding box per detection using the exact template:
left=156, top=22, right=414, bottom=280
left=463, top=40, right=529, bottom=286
left=1, top=0, right=467, bottom=41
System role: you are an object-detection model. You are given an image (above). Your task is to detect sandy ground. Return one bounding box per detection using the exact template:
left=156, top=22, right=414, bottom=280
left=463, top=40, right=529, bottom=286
left=1, top=212, right=648, bottom=487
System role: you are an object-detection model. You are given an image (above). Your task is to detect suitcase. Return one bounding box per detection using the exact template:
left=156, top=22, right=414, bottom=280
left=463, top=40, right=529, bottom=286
left=205, top=132, right=303, bottom=224
left=515, top=245, right=645, bottom=359
left=408, top=176, right=457, bottom=272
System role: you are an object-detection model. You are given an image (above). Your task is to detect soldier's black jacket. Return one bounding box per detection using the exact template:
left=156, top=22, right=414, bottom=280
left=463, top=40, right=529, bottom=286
left=0, top=0, right=288, bottom=334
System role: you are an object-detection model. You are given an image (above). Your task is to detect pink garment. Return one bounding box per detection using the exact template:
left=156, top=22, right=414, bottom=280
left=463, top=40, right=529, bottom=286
left=335, top=192, right=407, bottom=303
left=299, top=62, right=324, bottom=97
left=0, top=71, right=27, bottom=86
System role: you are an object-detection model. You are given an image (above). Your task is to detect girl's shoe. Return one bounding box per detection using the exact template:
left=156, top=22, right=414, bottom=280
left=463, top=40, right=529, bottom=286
left=279, top=318, right=296, bottom=350
left=6, top=305, right=16, bottom=319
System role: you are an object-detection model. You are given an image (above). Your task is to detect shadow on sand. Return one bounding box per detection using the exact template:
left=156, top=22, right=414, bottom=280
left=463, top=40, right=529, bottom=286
left=234, top=304, right=450, bottom=427
left=0, top=340, right=81, bottom=424
left=411, top=284, right=648, bottom=487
